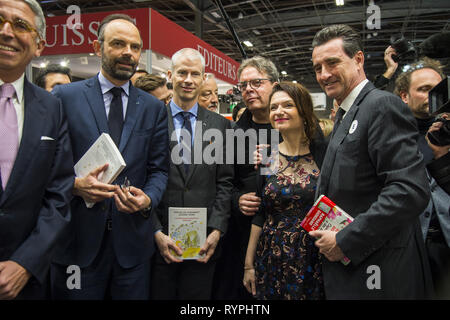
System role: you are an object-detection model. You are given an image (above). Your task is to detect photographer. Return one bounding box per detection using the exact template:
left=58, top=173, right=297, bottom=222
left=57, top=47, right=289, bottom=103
left=394, top=57, right=450, bottom=298
left=373, top=46, right=399, bottom=91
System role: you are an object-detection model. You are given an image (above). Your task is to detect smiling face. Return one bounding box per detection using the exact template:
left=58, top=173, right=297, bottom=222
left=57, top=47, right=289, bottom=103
left=0, top=0, right=45, bottom=82
left=94, top=19, right=142, bottom=86
left=168, top=54, right=205, bottom=109
left=269, top=90, right=303, bottom=134
left=312, top=38, right=365, bottom=104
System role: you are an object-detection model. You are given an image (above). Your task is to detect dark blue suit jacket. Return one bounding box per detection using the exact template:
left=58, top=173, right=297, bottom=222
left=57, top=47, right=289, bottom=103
left=52, top=75, right=169, bottom=268
left=0, top=78, right=74, bottom=286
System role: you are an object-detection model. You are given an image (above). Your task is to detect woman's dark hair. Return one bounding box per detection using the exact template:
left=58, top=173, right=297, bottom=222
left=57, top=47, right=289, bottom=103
left=232, top=102, right=246, bottom=122
left=269, top=81, right=318, bottom=142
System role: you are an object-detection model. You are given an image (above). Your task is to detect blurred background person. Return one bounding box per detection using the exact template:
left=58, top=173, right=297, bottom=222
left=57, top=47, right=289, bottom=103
left=198, top=73, right=219, bottom=113
left=243, top=82, right=327, bottom=300
left=130, top=68, right=148, bottom=85
left=394, top=57, right=450, bottom=298
left=35, top=64, right=72, bottom=92
left=318, top=118, right=334, bottom=139
left=231, top=102, right=246, bottom=123
left=134, top=73, right=172, bottom=104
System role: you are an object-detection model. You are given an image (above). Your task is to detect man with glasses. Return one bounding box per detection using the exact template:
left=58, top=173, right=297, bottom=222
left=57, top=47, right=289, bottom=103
left=50, top=14, right=169, bottom=300
left=0, top=0, right=74, bottom=299
left=394, top=57, right=450, bottom=298
left=213, top=56, right=279, bottom=299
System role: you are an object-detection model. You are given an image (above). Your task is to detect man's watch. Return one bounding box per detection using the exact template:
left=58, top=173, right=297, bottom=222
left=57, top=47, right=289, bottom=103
left=139, top=203, right=152, bottom=218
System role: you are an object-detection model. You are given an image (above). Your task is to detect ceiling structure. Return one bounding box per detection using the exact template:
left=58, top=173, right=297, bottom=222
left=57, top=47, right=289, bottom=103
left=38, top=0, right=450, bottom=90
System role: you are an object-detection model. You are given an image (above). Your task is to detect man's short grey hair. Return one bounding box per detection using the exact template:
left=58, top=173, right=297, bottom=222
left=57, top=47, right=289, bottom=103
left=312, top=24, right=363, bottom=58
left=237, top=56, right=279, bottom=83
left=171, top=48, right=205, bottom=73
left=22, top=0, right=46, bottom=41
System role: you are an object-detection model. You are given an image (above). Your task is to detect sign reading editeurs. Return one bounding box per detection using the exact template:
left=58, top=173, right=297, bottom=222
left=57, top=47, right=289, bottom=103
left=42, top=8, right=240, bottom=85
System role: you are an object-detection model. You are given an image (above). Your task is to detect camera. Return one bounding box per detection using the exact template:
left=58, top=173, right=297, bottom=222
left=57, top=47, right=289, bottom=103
left=427, top=76, right=450, bottom=146
left=390, top=35, right=417, bottom=63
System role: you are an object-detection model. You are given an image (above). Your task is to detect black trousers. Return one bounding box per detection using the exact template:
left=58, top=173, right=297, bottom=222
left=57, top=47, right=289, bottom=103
left=426, top=237, right=450, bottom=299
left=50, top=228, right=150, bottom=300
left=151, top=250, right=217, bottom=300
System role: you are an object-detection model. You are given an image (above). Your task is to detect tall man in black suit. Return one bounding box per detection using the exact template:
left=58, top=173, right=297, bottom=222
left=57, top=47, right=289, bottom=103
left=151, top=48, right=233, bottom=299
left=0, top=0, right=74, bottom=299
left=50, top=14, right=169, bottom=300
left=309, top=24, right=432, bottom=299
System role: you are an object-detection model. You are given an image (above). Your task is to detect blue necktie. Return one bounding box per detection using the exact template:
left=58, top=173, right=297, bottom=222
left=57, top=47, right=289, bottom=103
left=108, top=87, right=124, bottom=147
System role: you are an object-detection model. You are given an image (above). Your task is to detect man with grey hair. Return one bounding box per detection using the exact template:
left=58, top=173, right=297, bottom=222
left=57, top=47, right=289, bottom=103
left=0, top=0, right=74, bottom=299
left=198, top=73, right=219, bottom=113
left=50, top=13, right=169, bottom=300
left=310, top=24, right=432, bottom=299
left=151, top=48, right=233, bottom=299
left=212, top=56, right=279, bottom=299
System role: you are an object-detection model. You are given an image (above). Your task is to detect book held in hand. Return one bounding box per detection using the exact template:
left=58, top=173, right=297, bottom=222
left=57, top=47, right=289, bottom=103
left=74, top=133, right=126, bottom=208
left=301, top=195, right=353, bottom=265
left=169, top=207, right=207, bottom=260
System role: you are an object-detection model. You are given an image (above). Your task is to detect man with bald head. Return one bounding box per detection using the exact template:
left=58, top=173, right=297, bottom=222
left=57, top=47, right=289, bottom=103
left=150, top=48, right=233, bottom=300
left=51, top=14, right=169, bottom=300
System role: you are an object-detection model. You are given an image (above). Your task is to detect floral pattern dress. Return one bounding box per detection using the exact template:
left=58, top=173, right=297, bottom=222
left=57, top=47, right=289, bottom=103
left=254, top=152, right=324, bottom=300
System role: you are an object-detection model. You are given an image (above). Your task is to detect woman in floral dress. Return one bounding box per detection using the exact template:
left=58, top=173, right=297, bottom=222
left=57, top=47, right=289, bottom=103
left=243, top=82, right=327, bottom=300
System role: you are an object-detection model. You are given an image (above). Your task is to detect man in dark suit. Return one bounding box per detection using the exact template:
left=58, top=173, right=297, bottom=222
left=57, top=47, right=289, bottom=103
left=0, top=0, right=74, bottom=300
left=50, top=14, right=169, bottom=300
left=309, top=24, right=432, bottom=299
left=151, top=48, right=233, bottom=300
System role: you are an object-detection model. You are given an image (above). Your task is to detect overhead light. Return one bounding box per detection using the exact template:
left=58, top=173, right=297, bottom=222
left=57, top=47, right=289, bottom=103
left=281, top=71, right=287, bottom=75
left=211, top=11, right=221, bottom=19
left=60, top=60, right=68, bottom=67
left=243, top=41, right=253, bottom=47
left=292, top=80, right=297, bottom=83
left=252, top=29, right=261, bottom=36
left=40, top=62, right=48, bottom=68
left=238, top=12, right=243, bottom=19
left=336, top=0, right=344, bottom=6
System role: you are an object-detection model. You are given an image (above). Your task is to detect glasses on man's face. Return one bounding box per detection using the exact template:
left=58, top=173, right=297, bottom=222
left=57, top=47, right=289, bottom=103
left=237, top=78, right=271, bottom=92
left=0, top=15, right=40, bottom=38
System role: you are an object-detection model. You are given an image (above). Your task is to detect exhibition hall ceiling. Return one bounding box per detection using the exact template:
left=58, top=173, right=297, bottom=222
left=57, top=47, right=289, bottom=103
left=39, top=0, right=450, bottom=89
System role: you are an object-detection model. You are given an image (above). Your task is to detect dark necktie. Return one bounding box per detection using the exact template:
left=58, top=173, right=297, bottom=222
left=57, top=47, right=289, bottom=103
left=180, top=112, right=193, bottom=173
left=331, top=107, right=346, bottom=139
left=108, top=87, right=124, bottom=147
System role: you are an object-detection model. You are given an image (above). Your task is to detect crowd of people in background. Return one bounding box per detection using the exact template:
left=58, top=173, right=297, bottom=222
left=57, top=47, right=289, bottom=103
left=0, top=0, right=449, bottom=301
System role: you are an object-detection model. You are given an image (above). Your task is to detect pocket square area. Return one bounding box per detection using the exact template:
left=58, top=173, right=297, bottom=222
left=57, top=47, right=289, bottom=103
left=41, top=136, right=55, bottom=141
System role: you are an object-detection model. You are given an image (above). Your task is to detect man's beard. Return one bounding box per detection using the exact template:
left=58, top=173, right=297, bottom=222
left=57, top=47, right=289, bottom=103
left=102, top=55, right=137, bottom=81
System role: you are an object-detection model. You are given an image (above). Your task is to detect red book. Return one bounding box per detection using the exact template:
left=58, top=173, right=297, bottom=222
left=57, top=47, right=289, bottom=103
left=301, top=195, right=353, bottom=265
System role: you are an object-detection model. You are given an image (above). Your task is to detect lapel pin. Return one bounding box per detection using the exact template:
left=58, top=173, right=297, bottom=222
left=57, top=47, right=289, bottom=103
left=349, top=120, right=358, bottom=134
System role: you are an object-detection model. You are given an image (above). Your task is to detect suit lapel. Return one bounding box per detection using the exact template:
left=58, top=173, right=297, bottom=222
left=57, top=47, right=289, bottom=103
left=83, top=77, right=109, bottom=135
left=1, top=79, right=46, bottom=202
left=119, top=85, right=140, bottom=152
left=318, top=82, right=376, bottom=197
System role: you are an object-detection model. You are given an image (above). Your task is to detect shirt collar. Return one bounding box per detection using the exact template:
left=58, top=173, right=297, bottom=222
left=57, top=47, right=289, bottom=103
left=169, top=100, right=198, bottom=119
left=98, top=72, right=130, bottom=97
left=339, top=79, right=369, bottom=113
left=0, top=73, right=25, bottom=103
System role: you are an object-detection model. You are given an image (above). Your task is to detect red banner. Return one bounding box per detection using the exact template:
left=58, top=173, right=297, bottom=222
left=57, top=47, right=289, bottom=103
left=42, top=9, right=150, bottom=56
left=151, top=10, right=240, bottom=84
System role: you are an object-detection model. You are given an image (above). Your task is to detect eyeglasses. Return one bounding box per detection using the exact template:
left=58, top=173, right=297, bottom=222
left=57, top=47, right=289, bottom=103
left=237, top=78, right=271, bottom=92
left=0, top=15, right=41, bottom=38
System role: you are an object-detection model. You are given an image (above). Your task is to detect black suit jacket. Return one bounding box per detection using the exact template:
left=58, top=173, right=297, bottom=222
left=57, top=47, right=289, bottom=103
left=0, top=78, right=74, bottom=286
left=317, top=81, right=432, bottom=299
left=153, top=106, right=234, bottom=237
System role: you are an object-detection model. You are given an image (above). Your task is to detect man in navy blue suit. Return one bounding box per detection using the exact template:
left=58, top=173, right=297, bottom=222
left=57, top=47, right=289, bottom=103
left=51, top=14, right=169, bottom=300
left=0, top=0, right=74, bottom=300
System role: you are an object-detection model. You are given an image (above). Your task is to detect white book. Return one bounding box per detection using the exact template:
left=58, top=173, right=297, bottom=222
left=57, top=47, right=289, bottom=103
left=168, top=207, right=207, bottom=260
left=74, top=133, right=126, bottom=208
